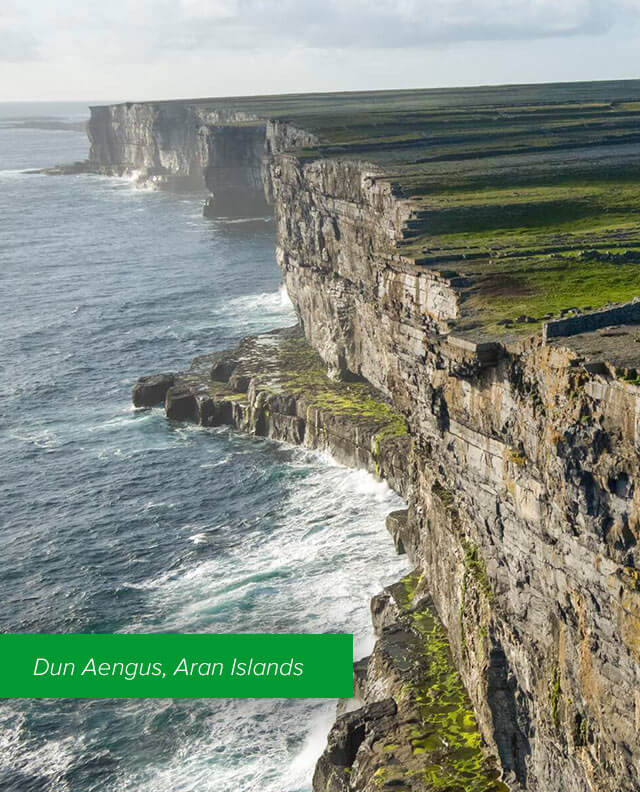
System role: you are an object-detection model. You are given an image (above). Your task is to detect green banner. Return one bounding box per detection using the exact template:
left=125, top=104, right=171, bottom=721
left=0, top=634, right=353, bottom=699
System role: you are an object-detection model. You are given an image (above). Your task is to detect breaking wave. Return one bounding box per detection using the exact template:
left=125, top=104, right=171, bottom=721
left=0, top=104, right=406, bottom=792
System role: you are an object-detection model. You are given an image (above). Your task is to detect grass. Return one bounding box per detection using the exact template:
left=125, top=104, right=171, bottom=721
left=462, top=543, right=493, bottom=601
left=117, top=79, right=640, bottom=334
left=462, top=255, right=640, bottom=334
left=397, top=175, right=640, bottom=335
left=263, top=336, right=408, bottom=438
left=278, top=84, right=640, bottom=335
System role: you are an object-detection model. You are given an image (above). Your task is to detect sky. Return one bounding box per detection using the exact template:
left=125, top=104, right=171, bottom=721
left=1, top=0, right=640, bottom=102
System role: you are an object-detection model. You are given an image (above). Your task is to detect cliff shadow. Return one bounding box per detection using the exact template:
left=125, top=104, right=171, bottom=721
left=487, top=641, right=531, bottom=787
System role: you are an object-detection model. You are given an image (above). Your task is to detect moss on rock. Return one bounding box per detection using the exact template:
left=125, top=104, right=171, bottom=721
left=391, top=573, right=508, bottom=791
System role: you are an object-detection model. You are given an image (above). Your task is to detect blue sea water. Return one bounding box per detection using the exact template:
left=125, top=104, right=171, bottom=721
left=0, top=104, right=406, bottom=791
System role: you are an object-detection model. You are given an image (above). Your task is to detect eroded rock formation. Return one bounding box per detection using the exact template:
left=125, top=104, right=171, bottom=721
left=266, top=143, right=640, bottom=792
left=87, top=102, right=270, bottom=214
left=131, top=328, right=507, bottom=790
left=92, top=87, right=640, bottom=791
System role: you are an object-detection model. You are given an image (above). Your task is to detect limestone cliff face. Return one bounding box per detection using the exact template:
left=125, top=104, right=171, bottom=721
left=87, top=102, right=269, bottom=213
left=93, top=105, right=640, bottom=791
left=270, top=154, right=460, bottom=383
left=267, top=142, right=640, bottom=792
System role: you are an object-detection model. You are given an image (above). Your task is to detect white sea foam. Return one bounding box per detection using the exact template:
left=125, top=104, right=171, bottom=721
left=279, top=282, right=294, bottom=308
left=0, top=708, right=76, bottom=791
left=227, top=285, right=295, bottom=317
left=341, top=467, right=392, bottom=500
left=11, top=428, right=57, bottom=449
left=287, top=445, right=392, bottom=501
left=217, top=215, right=272, bottom=224
left=93, top=412, right=144, bottom=431
left=121, top=169, right=156, bottom=190
left=284, top=703, right=337, bottom=778
left=3, top=123, right=403, bottom=792
left=144, top=500, right=175, bottom=510
left=116, top=440, right=408, bottom=791
left=91, top=169, right=158, bottom=193
left=0, top=168, right=30, bottom=178
left=200, top=454, right=230, bottom=469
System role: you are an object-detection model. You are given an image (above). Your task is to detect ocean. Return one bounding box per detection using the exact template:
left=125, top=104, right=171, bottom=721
left=0, top=103, right=407, bottom=791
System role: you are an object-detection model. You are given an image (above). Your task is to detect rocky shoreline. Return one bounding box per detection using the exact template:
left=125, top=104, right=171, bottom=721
left=132, top=326, right=511, bottom=791
left=88, top=85, right=640, bottom=791
left=132, top=326, right=409, bottom=493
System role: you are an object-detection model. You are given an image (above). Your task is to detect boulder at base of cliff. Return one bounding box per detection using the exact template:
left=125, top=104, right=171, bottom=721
left=132, top=373, right=175, bottom=407
left=385, top=509, right=408, bottom=555
left=165, top=386, right=198, bottom=421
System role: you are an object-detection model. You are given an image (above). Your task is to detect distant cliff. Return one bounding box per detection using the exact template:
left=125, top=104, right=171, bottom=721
left=92, top=84, right=640, bottom=792
left=87, top=102, right=272, bottom=214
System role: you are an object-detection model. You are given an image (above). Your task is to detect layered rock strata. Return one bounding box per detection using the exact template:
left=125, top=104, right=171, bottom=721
left=315, top=570, right=511, bottom=792
left=132, top=327, right=410, bottom=495
left=268, top=146, right=640, bottom=792
left=85, top=103, right=270, bottom=213
left=132, top=328, right=512, bottom=790
left=109, top=87, right=640, bottom=791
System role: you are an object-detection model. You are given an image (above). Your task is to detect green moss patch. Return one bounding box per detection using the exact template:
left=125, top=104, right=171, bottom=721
left=389, top=572, right=507, bottom=792
left=274, top=337, right=408, bottom=439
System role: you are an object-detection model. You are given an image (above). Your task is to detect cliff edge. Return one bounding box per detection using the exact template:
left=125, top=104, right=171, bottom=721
left=92, top=81, right=640, bottom=791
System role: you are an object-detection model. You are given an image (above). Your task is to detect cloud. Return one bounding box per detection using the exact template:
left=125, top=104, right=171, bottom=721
left=6, top=0, right=640, bottom=64
left=151, top=0, right=637, bottom=51
left=0, top=28, right=40, bottom=61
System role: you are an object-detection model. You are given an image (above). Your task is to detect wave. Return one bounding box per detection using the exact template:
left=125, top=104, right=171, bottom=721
left=226, top=284, right=294, bottom=316
left=281, top=704, right=337, bottom=788
left=188, top=532, right=210, bottom=545
left=0, top=169, right=29, bottom=179
left=92, top=411, right=151, bottom=432
left=2, top=127, right=403, bottom=792
left=0, top=707, right=76, bottom=791
left=144, top=499, right=176, bottom=510
left=10, top=428, right=57, bottom=450
left=287, top=445, right=392, bottom=500
left=217, top=216, right=273, bottom=224
left=81, top=169, right=159, bottom=194
left=200, top=454, right=231, bottom=469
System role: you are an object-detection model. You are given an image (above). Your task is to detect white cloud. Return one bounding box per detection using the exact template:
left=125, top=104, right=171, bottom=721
left=8, top=0, right=640, bottom=64
left=158, top=0, right=618, bottom=50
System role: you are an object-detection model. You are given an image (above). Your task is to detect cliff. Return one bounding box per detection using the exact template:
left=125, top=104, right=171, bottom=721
left=94, top=82, right=640, bottom=791
left=87, top=102, right=270, bottom=214
left=131, top=328, right=509, bottom=792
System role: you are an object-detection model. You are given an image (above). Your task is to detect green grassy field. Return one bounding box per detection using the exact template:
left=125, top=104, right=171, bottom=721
left=124, top=80, right=640, bottom=337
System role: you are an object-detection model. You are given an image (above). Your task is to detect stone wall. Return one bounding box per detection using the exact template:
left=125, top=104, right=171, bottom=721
left=543, top=299, right=640, bottom=342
